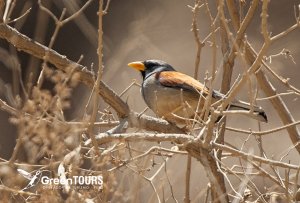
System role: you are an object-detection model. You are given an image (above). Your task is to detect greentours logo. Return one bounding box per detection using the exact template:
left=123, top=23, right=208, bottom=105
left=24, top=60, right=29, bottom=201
left=17, top=168, right=103, bottom=191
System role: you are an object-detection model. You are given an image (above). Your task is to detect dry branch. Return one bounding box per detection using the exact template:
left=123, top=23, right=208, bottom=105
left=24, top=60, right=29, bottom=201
left=212, top=142, right=300, bottom=170
left=190, top=0, right=204, bottom=80
left=226, top=0, right=300, bottom=153
left=0, top=23, right=130, bottom=118
left=0, top=1, right=299, bottom=202
left=87, top=132, right=193, bottom=145
left=0, top=23, right=188, bottom=135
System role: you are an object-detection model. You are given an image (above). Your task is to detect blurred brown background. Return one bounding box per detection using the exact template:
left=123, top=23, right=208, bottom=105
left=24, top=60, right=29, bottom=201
left=0, top=0, right=300, bottom=201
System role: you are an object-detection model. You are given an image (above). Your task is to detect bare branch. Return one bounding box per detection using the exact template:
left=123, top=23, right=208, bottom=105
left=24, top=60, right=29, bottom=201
left=85, top=132, right=193, bottom=146
left=226, top=0, right=300, bottom=153
left=189, top=0, right=204, bottom=80
left=87, top=0, right=104, bottom=155
left=226, top=120, right=300, bottom=136
left=212, top=142, right=300, bottom=170
left=0, top=23, right=130, bottom=118
left=61, top=0, right=94, bottom=24
left=184, top=155, right=192, bottom=203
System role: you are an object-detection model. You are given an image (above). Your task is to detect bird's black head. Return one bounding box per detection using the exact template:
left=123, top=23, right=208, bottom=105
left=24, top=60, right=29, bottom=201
left=128, top=59, right=175, bottom=79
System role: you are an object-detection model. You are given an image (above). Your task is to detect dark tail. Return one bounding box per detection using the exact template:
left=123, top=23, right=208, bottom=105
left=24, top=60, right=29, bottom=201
left=229, top=100, right=268, bottom=123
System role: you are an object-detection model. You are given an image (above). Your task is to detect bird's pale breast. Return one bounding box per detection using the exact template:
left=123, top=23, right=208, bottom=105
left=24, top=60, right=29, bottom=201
left=142, top=74, right=203, bottom=125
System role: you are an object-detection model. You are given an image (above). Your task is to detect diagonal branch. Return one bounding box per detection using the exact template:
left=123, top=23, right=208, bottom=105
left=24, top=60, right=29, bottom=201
left=212, top=142, right=300, bottom=170
left=226, top=0, right=300, bottom=153
left=0, top=23, right=130, bottom=118
left=0, top=24, right=186, bottom=134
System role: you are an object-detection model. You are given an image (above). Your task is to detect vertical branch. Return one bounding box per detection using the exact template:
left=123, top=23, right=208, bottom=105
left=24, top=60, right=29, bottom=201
left=220, top=0, right=259, bottom=93
left=184, top=155, right=192, bottom=203
left=9, top=120, right=24, bottom=163
left=37, top=1, right=66, bottom=88
left=226, top=0, right=240, bottom=29
left=218, top=0, right=270, bottom=110
left=3, top=0, right=15, bottom=22
left=0, top=0, right=4, bottom=22
left=190, top=0, right=204, bottom=80
left=217, top=0, right=230, bottom=162
left=37, top=0, right=95, bottom=88
left=218, top=0, right=259, bottom=159
left=261, top=0, right=270, bottom=43
left=97, top=0, right=104, bottom=83
left=87, top=0, right=105, bottom=155
left=25, top=1, right=51, bottom=86
left=198, top=2, right=229, bottom=202
left=219, top=0, right=233, bottom=94
left=203, top=0, right=218, bottom=122
left=197, top=147, right=229, bottom=203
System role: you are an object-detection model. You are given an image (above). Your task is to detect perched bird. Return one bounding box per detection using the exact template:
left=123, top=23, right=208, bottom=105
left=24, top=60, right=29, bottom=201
left=128, top=59, right=267, bottom=126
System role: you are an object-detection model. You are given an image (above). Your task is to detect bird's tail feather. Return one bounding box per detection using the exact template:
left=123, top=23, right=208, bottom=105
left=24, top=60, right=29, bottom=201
left=229, top=100, right=268, bottom=123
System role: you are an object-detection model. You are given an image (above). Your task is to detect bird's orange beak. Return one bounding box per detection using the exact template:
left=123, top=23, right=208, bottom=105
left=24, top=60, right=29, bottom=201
left=128, top=61, right=145, bottom=71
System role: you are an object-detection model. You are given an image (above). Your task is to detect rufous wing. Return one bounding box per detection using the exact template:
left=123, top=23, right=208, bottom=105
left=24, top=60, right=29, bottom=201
left=157, top=71, right=209, bottom=95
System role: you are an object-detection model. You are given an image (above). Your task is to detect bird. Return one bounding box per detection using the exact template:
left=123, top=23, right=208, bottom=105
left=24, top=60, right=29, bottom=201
left=128, top=59, right=267, bottom=126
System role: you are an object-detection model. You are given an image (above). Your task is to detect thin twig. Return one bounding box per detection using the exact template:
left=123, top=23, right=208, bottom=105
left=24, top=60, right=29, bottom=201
left=212, top=142, right=300, bottom=170
left=225, top=0, right=300, bottom=153
left=226, top=120, right=300, bottom=136
left=189, top=0, right=204, bottom=80
left=87, top=0, right=105, bottom=155
left=184, top=155, right=192, bottom=203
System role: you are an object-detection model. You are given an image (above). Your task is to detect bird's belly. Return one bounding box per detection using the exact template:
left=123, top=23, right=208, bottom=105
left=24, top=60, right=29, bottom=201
left=142, top=79, right=201, bottom=124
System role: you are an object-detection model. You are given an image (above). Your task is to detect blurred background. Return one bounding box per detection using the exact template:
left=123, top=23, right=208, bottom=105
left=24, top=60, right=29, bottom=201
left=0, top=0, right=300, bottom=201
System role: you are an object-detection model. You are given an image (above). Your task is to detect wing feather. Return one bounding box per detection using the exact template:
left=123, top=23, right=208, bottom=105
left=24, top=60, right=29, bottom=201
left=157, top=71, right=225, bottom=100
left=157, top=71, right=208, bottom=95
